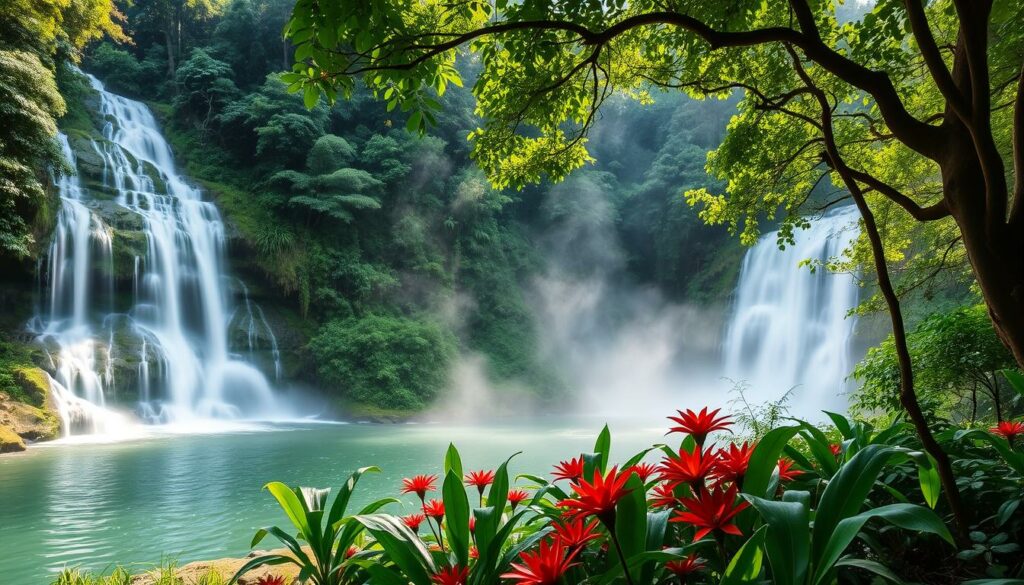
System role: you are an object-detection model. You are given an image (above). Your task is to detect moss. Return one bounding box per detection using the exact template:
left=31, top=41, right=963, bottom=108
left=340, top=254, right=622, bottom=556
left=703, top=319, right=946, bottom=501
left=338, top=399, right=419, bottom=422
left=0, top=425, right=26, bottom=453
left=0, top=335, right=43, bottom=404
left=13, top=366, right=49, bottom=404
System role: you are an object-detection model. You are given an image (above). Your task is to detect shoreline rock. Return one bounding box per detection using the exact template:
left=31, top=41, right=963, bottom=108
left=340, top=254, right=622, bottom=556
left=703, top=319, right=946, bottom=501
left=131, top=549, right=302, bottom=585
left=0, top=366, right=62, bottom=453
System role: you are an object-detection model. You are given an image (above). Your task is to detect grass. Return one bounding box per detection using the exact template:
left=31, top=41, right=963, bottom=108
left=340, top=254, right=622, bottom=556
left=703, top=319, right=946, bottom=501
left=50, top=562, right=226, bottom=585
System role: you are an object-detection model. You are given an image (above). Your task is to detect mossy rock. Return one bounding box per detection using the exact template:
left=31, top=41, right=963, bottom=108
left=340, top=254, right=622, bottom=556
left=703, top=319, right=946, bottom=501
left=0, top=368, right=63, bottom=441
left=13, top=366, right=49, bottom=405
left=0, top=425, right=26, bottom=453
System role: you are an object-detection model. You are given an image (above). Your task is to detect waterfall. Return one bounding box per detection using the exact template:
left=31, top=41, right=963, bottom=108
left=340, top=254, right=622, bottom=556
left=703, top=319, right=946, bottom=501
left=722, top=206, right=861, bottom=415
left=32, top=74, right=283, bottom=434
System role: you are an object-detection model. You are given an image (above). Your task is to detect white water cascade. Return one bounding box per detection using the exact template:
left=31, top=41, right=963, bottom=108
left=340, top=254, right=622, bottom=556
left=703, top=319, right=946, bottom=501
left=722, top=206, right=861, bottom=416
left=31, top=74, right=284, bottom=434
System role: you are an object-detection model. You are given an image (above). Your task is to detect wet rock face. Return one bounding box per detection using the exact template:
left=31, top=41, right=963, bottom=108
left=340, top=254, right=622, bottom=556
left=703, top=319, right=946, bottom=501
left=0, top=425, right=26, bottom=452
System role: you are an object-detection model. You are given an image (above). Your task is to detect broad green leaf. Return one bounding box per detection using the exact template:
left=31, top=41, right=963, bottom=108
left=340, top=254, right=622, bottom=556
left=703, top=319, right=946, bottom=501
left=327, top=466, right=380, bottom=530
left=595, top=424, right=612, bottom=472
left=444, top=443, right=463, bottom=478
left=443, top=469, right=471, bottom=566
left=264, top=482, right=312, bottom=539
left=614, top=473, right=648, bottom=564
left=745, top=495, right=810, bottom=585
left=720, top=525, right=767, bottom=585
left=743, top=425, right=801, bottom=498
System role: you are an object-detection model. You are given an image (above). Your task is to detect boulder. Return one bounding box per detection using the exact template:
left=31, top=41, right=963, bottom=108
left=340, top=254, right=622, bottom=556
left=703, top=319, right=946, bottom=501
left=0, top=425, right=26, bottom=453
left=0, top=367, right=62, bottom=442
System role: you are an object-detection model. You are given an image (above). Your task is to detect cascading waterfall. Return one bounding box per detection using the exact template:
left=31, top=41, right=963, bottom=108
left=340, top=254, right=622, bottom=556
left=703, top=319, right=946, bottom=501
left=722, top=206, right=861, bottom=415
left=31, top=73, right=284, bottom=434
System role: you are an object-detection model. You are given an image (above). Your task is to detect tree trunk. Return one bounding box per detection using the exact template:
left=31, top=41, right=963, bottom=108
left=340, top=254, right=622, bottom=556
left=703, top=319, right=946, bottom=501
left=163, top=29, right=176, bottom=77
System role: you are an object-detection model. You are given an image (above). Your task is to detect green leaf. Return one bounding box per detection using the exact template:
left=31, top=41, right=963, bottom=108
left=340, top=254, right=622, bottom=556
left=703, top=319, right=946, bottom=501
left=327, top=466, right=380, bottom=530
left=303, top=84, right=320, bottom=109
left=444, top=443, right=463, bottom=479
left=720, top=526, right=767, bottom=585
left=834, top=558, right=903, bottom=583
left=1000, top=369, right=1024, bottom=397
left=443, top=469, right=471, bottom=566
left=264, top=482, right=312, bottom=539
left=614, top=473, right=648, bottom=563
left=406, top=110, right=422, bottom=133
left=595, top=424, right=612, bottom=473
left=743, top=425, right=801, bottom=498
left=228, top=555, right=297, bottom=585
left=745, top=495, right=810, bottom=585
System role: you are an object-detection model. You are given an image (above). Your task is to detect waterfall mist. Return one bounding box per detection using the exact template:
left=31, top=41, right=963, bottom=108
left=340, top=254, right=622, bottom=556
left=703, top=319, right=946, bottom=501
left=532, top=172, right=728, bottom=417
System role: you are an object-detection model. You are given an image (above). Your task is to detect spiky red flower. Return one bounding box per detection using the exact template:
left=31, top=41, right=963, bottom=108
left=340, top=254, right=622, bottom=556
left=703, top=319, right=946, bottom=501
left=403, top=513, right=426, bottom=531
left=667, top=408, right=733, bottom=445
left=500, top=538, right=580, bottom=585
left=991, top=421, right=1024, bottom=440
left=423, top=499, right=445, bottom=521
left=559, top=466, right=632, bottom=525
left=665, top=553, right=706, bottom=578
left=431, top=565, right=469, bottom=585
left=402, top=474, right=438, bottom=500
left=552, top=456, right=585, bottom=483
left=713, top=441, right=755, bottom=484
left=777, top=458, right=804, bottom=482
left=345, top=545, right=359, bottom=559
left=256, top=576, right=286, bottom=585
left=508, top=488, right=531, bottom=508
left=627, top=462, right=659, bottom=482
left=650, top=482, right=680, bottom=509
left=465, top=469, right=496, bottom=491
left=553, top=517, right=601, bottom=549
left=470, top=546, right=479, bottom=559
left=671, top=484, right=750, bottom=542
left=829, top=443, right=842, bottom=457
left=658, top=445, right=718, bottom=488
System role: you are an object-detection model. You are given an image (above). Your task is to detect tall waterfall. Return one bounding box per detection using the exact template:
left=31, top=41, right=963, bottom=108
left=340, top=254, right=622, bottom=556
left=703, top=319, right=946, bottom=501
left=722, top=206, right=861, bottom=415
left=32, top=74, right=283, bottom=433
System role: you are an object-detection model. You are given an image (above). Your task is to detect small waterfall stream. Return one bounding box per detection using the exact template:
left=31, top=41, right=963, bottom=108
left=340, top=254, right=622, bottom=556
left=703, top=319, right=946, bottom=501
left=722, top=206, right=861, bottom=414
left=32, top=74, right=284, bottom=434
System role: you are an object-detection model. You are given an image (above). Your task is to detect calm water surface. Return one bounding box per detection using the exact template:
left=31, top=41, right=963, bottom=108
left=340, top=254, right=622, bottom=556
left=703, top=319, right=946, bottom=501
left=0, top=418, right=666, bottom=584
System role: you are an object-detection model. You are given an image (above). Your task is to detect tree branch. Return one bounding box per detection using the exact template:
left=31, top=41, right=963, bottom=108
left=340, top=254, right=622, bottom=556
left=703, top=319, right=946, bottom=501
left=844, top=168, right=951, bottom=221
left=903, top=0, right=971, bottom=121
left=1011, top=63, right=1024, bottom=225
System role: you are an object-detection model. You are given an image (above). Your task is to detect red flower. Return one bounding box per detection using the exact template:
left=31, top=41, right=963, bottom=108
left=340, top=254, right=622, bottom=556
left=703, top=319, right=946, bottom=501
left=627, top=462, right=659, bottom=482
left=508, top=488, right=531, bottom=508
left=423, top=499, right=445, bottom=521
left=667, top=408, right=733, bottom=445
left=256, top=576, right=286, bottom=585
left=345, top=545, right=359, bottom=559
left=665, top=553, right=706, bottom=578
left=777, top=458, right=804, bottom=482
left=403, top=513, right=426, bottom=531
left=553, top=517, right=601, bottom=549
left=991, top=421, right=1024, bottom=440
left=829, top=443, right=842, bottom=457
left=650, top=482, right=680, bottom=509
left=501, top=538, right=580, bottom=585
left=658, top=445, right=718, bottom=488
left=469, top=516, right=476, bottom=533
left=465, top=469, right=496, bottom=491
left=470, top=546, right=479, bottom=559
left=559, top=466, right=633, bottom=525
left=671, top=484, right=750, bottom=542
left=553, top=456, right=585, bottom=483
left=431, top=565, right=469, bottom=585
left=713, top=441, right=755, bottom=484
left=402, top=474, right=438, bottom=500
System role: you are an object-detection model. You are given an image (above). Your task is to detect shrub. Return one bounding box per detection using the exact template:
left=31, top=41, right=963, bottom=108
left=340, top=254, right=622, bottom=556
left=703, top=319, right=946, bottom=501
left=308, top=314, right=458, bottom=410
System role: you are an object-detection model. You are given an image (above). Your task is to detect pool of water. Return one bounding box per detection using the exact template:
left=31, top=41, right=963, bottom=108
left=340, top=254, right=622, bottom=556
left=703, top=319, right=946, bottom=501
left=0, top=417, right=668, bottom=584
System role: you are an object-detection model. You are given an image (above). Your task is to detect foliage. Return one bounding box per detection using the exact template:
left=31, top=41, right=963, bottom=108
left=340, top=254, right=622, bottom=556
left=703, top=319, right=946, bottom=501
left=228, top=407, right=1024, bottom=585
left=854, top=305, right=1019, bottom=422
left=174, top=48, right=239, bottom=129
left=308, top=314, right=458, bottom=410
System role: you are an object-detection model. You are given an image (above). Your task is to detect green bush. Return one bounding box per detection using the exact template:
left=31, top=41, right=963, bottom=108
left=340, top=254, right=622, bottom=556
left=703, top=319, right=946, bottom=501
left=309, top=314, right=458, bottom=410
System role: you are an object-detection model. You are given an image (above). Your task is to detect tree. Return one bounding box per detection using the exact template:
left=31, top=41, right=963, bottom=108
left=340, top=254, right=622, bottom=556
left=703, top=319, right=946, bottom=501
left=854, top=304, right=1018, bottom=422
left=174, top=48, right=238, bottom=128
left=279, top=0, right=1024, bottom=538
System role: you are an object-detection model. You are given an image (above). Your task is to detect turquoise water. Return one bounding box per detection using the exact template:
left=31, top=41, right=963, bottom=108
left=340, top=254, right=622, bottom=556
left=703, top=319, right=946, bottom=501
left=0, top=418, right=666, bottom=584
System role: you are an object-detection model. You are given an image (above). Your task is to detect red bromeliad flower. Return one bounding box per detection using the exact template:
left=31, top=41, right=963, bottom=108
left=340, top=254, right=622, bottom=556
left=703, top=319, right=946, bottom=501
left=403, top=513, right=426, bottom=531
left=508, top=488, right=531, bottom=508
left=345, top=545, right=359, bottom=559
left=665, top=553, right=706, bottom=579
left=829, top=443, right=843, bottom=457
left=650, top=482, right=680, bottom=509
left=500, top=538, right=580, bottom=585
left=256, top=576, right=286, bottom=585
left=658, top=446, right=718, bottom=488
left=991, top=420, right=1024, bottom=440
left=777, top=458, right=804, bottom=482
left=423, top=499, right=446, bottom=521
left=671, top=484, right=750, bottom=542
left=667, top=408, right=733, bottom=445
left=465, top=469, right=496, bottom=491
left=627, top=462, right=659, bottom=482
left=553, top=517, right=601, bottom=549
left=402, top=474, right=438, bottom=500
left=713, top=441, right=755, bottom=485
left=559, top=466, right=633, bottom=525
left=431, top=565, right=469, bottom=585
left=552, top=456, right=585, bottom=483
